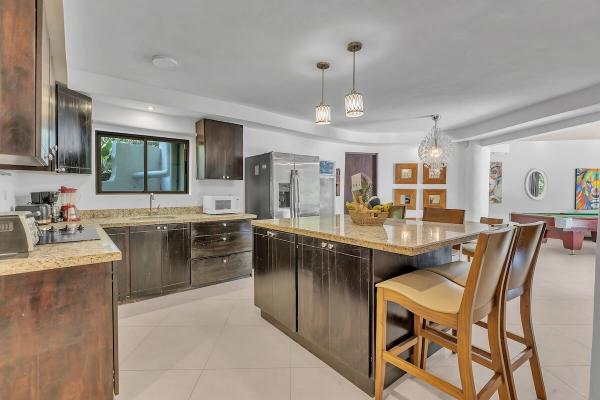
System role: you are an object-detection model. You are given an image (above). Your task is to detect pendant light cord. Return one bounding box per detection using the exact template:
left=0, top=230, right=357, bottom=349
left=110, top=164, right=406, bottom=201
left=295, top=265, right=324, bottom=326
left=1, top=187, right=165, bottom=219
left=352, top=51, right=356, bottom=91
left=321, top=69, right=325, bottom=104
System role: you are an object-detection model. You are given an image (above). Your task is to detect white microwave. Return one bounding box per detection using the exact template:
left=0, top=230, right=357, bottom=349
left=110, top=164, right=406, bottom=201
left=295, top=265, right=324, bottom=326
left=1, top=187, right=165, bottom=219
left=202, top=195, right=242, bottom=214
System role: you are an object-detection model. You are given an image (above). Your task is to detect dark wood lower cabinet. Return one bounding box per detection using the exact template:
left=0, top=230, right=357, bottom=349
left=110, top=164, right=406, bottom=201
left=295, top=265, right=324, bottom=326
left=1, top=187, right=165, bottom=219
left=130, top=226, right=163, bottom=298
left=162, top=225, right=191, bottom=291
left=191, top=252, right=251, bottom=286
left=253, top=228, right=453, bottom=396
left=105, top=227, right=131, bottom=302
left=0, top=262, right=116, bottom=399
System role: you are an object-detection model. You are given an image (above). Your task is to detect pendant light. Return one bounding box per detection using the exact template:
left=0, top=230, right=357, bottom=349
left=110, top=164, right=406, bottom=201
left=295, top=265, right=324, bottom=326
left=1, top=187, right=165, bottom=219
left=315, top=62, right=331, bottom=125
left=418, top=114, right=455, bottom=172
left=345, top=41, right=364, bottom=118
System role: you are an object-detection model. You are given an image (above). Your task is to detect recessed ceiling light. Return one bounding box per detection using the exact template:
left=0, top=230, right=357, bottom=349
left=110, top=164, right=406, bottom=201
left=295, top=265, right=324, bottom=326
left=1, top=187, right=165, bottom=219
left=152, top=55, right=179, bottom=69
left=146, top=105, right=154, bottom=111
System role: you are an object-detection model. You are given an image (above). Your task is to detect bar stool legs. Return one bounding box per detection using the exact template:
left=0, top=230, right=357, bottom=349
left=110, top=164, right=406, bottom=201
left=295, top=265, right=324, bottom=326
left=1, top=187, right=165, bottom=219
left=374, top=289, right=387, bottom=400
left=519, top=289, right=546, bottom=399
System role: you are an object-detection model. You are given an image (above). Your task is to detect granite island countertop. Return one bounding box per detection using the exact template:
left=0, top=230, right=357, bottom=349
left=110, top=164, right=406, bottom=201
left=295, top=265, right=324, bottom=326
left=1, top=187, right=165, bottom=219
left=0, top=225, right=121, bottom=277
left=252, top=215, right=490, bottom=256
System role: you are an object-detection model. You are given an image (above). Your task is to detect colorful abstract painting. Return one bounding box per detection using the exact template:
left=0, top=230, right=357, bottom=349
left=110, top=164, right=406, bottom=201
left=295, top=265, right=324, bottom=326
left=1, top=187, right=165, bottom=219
left=489, top=162, right=502, bottom=204
left=575, top=168, right=600, bottom=210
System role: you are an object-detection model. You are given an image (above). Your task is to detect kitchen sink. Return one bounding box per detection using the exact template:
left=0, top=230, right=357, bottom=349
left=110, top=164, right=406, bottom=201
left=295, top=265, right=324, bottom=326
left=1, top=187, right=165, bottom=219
left=129, top=215, right=178, bottom=220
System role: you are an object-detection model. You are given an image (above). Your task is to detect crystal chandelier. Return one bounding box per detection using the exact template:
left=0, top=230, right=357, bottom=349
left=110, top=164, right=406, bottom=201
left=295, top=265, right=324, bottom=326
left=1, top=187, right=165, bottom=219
left=315, top=62, right=331, bottom=124
left=345, top=42, right=364, bottom=118
left=418, top=114, right=454, bottom=172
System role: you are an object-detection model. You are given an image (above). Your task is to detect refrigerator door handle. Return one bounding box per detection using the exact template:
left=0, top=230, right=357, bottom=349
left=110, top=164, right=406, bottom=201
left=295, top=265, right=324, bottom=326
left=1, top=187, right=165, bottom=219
left=294, top=171, right=300, bottom=216
left=290, top=169, right=296, bottom=218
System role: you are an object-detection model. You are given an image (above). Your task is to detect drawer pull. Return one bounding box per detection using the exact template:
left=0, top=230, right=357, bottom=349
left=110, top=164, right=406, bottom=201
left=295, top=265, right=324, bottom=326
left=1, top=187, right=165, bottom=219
left=223, top=223, right=227, bottom=227
left=222, top=236, right=227, bottom=241
left=321, top=242, right=327, bottom=248
left=327, top=243, right=334, bottom=250
left=223, top=258, right=228, bottom=263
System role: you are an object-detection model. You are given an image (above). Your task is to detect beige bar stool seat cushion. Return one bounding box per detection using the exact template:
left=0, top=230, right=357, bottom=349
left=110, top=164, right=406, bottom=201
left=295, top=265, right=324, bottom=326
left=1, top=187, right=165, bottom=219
left=426, top=261, right=470, bottom=287
left=376, top=270, right=464, bottom=315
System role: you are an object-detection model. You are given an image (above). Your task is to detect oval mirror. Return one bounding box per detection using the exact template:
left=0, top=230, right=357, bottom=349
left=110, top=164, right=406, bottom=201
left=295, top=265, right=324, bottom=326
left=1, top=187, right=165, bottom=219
left=525, top=169, right=547, bottom=200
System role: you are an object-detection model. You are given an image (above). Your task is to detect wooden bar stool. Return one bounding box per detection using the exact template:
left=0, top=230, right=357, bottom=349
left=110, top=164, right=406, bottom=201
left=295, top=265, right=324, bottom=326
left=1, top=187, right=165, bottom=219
left=461, top=217, right=505, bottom=260
left=425, top=222, right=547, bottom=400
left=374, top=227, right=516, bottom=400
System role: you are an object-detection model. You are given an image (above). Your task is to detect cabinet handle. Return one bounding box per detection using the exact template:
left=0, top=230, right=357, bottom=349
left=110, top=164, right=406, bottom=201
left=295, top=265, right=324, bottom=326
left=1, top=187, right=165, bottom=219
left=226, top=176, right=230, bottom=179
left=222, top=236, right=227, bottom=241
left=156, top=226, right=161, bottom=230
left=267, top=231, right=275, bottom=237
left=222, top=176, right=225, bottom=179
left=223, top=258, right=228, bottom=263
left=321, top=242, right=327, bottom=248
left=328, top=244, right=334, bottom=250
left=222, top=223, right=227, bottom=227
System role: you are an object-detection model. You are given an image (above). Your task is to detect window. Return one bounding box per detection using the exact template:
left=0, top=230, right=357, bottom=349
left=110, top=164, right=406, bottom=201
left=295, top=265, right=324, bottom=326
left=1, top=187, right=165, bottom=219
left=96, top=131, right=189, bottom=194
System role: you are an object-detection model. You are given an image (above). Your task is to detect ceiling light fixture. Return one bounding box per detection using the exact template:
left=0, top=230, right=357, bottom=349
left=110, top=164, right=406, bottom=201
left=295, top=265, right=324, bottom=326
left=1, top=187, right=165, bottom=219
left=151, top=55, right=179, bottom=69
left=315, top=62, right=332, bottom=125
left=146, top=105, right=154, bottom=111
left=345, top=41, right=364, bottom=118
left=418, top=114, right=455, bottom=172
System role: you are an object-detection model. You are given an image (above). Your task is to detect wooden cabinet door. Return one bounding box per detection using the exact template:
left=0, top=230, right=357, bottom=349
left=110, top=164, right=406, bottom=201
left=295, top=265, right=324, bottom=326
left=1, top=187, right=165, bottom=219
left=56, top=84, right=92, bottom=174
left=253, top=230, right=272, bottom=316
left=328, top=243, right=371, bottom=375
left=105, top=228, right=131, bottom=302
left=162, top=225, right=190, bottom=291
left=224, top=122, right=243, bottom=180
left=130, top=227, right=163, bottom=297
left=297, top=236, right=330, bottom=348
left=203, top=119, right=227, bottom=179
left=270, top=232, right=296, bottom=332
left=0, top=0, right=37, bottom=163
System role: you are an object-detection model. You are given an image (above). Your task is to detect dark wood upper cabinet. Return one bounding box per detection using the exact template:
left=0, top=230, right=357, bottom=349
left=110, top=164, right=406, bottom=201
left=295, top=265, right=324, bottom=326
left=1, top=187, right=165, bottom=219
left=56, top=83, right=92, bottom=174
left=0, top=0, right=65, bottom=169
left=196, top=119, right=243, bottom=180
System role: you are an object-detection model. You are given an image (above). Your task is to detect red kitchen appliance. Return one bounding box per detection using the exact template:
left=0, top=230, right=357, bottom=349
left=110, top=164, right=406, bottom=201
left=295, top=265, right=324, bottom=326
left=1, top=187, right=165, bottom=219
left=59, top=186, right=80, bottom=222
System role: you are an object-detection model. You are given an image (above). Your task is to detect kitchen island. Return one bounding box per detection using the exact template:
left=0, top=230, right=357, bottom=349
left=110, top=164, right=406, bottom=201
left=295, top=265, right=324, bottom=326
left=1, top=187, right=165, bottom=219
left=251, top=215, right=489, bottom=395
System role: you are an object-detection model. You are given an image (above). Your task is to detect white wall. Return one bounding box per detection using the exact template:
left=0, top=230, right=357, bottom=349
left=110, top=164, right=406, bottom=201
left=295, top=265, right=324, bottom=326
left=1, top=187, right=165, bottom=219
left=0, top=172, right=16, bottom=212
left=9, top=102, right=467, bottom=216
left=489, top=140, right=600, bottom=220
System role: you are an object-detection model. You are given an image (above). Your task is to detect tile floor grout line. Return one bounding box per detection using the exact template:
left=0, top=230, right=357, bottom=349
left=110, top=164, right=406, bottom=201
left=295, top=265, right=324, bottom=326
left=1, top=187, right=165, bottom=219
left=542, top=366, right=589, bottom=399
left=118, top=324, right=158, bottom=368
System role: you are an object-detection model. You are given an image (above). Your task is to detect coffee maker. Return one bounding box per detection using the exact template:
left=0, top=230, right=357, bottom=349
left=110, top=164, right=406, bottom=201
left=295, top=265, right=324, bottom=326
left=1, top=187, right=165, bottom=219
left=31, top=191, right=62, bottom=223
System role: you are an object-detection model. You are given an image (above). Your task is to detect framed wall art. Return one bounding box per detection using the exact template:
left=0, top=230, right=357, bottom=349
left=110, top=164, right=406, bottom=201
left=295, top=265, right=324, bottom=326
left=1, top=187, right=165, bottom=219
left=394, top=163, right=418, bottom=184
left=422, top=165, right=447, bottom=184
left=489, top=162, right=502, bottom=203
left=575, top=168, right=600, bottom=210
left=393, top=188, right=417, bottom=210
left=422, top=189, right=447, bottom=209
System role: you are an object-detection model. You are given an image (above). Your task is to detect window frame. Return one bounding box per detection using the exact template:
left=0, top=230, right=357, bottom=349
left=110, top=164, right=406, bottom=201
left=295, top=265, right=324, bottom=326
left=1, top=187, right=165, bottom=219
left=95, top=130, right=189, bottom=195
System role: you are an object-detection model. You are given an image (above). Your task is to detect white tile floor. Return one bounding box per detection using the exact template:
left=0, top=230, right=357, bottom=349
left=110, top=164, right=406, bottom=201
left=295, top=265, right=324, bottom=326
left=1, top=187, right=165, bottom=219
left=116, top=239, right=595, bottom=400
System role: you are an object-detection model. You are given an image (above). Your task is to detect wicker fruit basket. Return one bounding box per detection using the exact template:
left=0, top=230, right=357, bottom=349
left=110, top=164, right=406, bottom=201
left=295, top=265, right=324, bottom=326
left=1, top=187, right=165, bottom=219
left=348, top=209, right=389, bottom=226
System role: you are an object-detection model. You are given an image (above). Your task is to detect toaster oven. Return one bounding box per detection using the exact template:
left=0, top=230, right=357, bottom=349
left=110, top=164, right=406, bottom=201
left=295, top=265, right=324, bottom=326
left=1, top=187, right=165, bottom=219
left=0, top=212, right=39, bottom=258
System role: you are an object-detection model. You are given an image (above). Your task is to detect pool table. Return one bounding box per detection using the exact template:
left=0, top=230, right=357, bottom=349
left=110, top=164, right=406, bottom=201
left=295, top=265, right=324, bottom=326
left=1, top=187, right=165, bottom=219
left=510, top=212, right=598, bottom=254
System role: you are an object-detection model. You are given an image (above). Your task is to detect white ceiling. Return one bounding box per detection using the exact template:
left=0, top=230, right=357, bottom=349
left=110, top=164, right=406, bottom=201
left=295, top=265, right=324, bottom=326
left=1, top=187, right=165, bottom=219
left=63, top=0, right=600, bottom=142
left=525, top=121, right=600, bottom=141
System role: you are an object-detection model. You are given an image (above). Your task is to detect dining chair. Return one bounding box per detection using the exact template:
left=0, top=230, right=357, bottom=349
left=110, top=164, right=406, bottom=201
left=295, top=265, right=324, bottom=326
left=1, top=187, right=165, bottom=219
left=374, top=226, right=516, bottom=400
left=422, top=207, right=465, bottom=224
left=461, top=217, right=505, bottom=260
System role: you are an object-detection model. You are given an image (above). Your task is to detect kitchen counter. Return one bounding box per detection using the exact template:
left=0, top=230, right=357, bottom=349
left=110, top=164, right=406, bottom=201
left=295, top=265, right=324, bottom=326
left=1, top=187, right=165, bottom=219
left=0, top=212, right=256, bottom=277
left=0, top=225, right=121, bottom=277
left=252, top=214, right=488, bottom=256
left=81, top=212, right=257, bottom=228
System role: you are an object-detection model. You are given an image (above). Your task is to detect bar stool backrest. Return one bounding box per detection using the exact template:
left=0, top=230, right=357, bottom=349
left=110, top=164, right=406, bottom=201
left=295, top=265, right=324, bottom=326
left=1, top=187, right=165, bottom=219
left=506, top=222, right=546, bottom=300
left=422, top=208, right=465, bottom=224
left=462, top=227, right=516, bottom=322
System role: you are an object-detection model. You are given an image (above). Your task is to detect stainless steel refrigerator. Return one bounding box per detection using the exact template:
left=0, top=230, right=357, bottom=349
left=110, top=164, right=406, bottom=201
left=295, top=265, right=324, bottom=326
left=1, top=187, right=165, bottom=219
left=245, top=152, right=321, bottom=219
